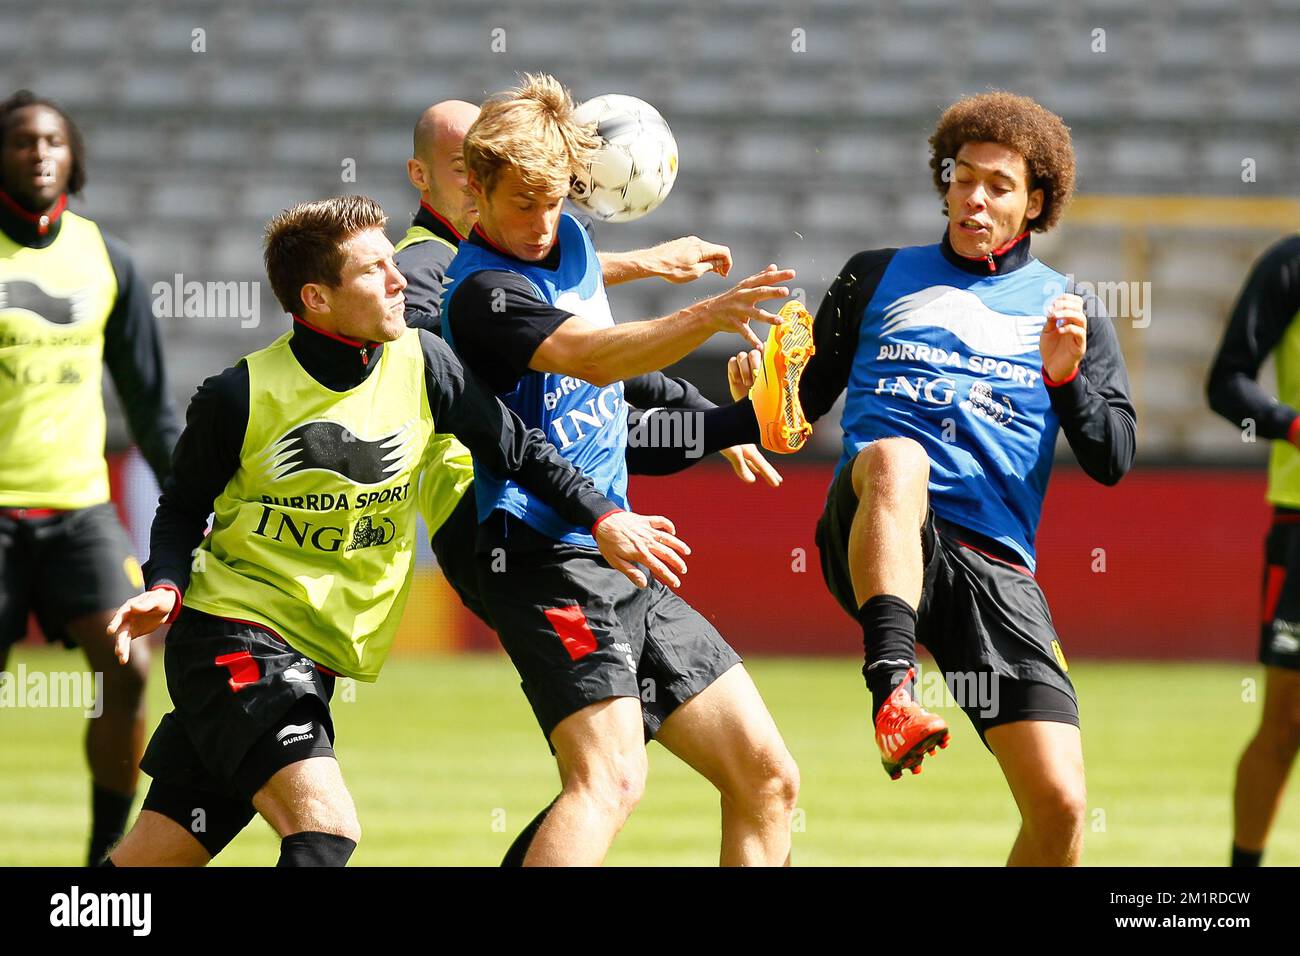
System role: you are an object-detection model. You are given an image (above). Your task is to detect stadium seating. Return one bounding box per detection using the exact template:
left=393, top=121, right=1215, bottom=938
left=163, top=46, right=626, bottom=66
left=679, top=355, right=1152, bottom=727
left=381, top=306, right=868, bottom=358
left=4, top=0, right=1298, bottom=464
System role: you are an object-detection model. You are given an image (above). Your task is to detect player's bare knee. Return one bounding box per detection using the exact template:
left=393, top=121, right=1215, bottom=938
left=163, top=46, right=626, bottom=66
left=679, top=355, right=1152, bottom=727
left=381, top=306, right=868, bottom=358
left=295, top=794, right=360, bottom=842
left=565, top=751, right=647, bottom=819
left=1261, top=705, right=1300, bottom=760
left=727, top=747, right=800, bottom=816
left=1024, top=780, right=1087, bottom=839
left=336, top=811, right=361, bottom=845
left=853, top=438, right=930, bottom=506
left=600, top=761, right=647, bottom=819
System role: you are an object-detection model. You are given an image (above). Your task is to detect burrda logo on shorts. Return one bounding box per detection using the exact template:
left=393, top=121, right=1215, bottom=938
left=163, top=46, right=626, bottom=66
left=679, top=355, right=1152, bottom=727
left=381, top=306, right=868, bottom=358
left=282, top=658, right=315, bottom=684
left=1270, top=620, right=1300, bottom=655
left=276, top=722, right=315, bottom=747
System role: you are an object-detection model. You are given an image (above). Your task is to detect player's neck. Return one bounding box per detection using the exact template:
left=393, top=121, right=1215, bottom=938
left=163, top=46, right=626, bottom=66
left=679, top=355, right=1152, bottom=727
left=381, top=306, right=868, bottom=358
left=290, top=314, right=383, bottom=391
left=0, top=187, right=67, bottom=247
left=469, top=222, right=562, bottom=270
left=940, top=228, right=1031, bottom=275
left=416, top=199, right=465, bottom=244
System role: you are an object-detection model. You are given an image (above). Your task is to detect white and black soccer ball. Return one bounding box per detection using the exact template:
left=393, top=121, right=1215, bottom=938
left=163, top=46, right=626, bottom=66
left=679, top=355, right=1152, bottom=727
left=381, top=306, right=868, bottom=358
left=570, top=94, right=678, bottom=224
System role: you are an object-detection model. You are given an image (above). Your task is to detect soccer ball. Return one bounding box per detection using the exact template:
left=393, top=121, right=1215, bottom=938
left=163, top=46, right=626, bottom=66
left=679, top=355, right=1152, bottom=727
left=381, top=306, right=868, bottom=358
left=569, top=94, right=678, bottom=223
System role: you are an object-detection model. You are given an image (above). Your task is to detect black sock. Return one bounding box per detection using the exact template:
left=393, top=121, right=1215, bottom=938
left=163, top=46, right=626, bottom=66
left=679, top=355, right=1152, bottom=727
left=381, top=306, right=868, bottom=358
left=857, top=595, right=918, bottom=718
left=501, top=797, right=559, bottom=867
left=88, top=784, right=134, bottom=867
left=1231, top=844, right=1263, bottom=867
left=277, top=831, right=357, bottom=867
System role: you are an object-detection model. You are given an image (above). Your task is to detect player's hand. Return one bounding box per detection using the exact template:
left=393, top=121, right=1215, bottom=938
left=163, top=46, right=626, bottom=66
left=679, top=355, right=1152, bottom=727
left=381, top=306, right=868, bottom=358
left=107, top=588, right=176, bottom=664
left=648, top=236, right=732, bottom=282
left=726, top=348, right=763, bottom=401
left=720, top=444, right=782, bottom=487
left=699, top=264, right=795, bottom=351
left=1040, top=293, right=1087, bottom=383
left=592, top=510, right=690, bottom=589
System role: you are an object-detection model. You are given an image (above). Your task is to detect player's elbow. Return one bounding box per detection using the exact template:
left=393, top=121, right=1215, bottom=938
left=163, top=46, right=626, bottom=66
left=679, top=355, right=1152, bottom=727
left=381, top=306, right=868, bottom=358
left=1205, top=373, right=1239, bottom=426
left=580, top=365, right=619, bottom=388
left=1089, top=448, right=1134, bottom=487
left=1092, top=464, right=1127, bottom=487
left=1078, top=431, right=1135, bottom=487
left=535, top=339, right=617, bottom=387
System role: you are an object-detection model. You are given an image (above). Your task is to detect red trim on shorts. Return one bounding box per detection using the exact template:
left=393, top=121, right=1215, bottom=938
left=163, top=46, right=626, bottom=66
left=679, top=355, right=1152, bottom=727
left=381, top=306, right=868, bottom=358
left=212, top=615, right=343, bottom=678
left=955, top=539, right=1034, bottom=577
left=214, top=650, right=260, bottom=693
left=0, top=507, right=61, bottom=519
left=544, top=605, right=599, bottom=661
left=1288, top=416, right=1300, bottom=446
left=1262, top=565, right=1286, bottom=624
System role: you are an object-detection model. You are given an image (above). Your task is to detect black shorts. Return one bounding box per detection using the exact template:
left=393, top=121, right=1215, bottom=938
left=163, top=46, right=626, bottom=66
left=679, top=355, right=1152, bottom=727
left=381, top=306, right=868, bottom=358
left=141, top=608, right=338, bottom=803
left=476, top=515, right=742, bottom=742
left=138, top=693, right=332, bottom=858
left=1259, top=508, right=1300, bottom=670
left=431, top=487, right=494, bottom=628
left=815, top=462, right=1078, bottom=740
left=0, top=503, right=143, bottom=651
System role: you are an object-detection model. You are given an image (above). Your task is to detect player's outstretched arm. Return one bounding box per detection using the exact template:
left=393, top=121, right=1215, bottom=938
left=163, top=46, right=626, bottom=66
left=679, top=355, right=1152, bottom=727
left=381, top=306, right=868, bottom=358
left=530, top=264, right=796, bottom=385
left=118, top=364, right=249, bottom=660
left=599, top=236, right=732, bottom=287
left=621, top=366, right=779, bottom=485
left=108, top=588, right=177, bottom=663
left=797, top=250, right=896, bottom=427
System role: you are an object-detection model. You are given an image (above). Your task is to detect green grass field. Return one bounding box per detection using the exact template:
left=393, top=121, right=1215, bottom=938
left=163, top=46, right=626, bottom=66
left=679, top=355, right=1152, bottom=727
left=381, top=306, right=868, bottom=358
left=2, top=646, right=1297, bottom=866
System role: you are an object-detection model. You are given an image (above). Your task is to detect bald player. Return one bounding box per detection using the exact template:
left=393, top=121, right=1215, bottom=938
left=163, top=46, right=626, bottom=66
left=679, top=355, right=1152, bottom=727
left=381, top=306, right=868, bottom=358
left=395, top=100, right=480, bottom=328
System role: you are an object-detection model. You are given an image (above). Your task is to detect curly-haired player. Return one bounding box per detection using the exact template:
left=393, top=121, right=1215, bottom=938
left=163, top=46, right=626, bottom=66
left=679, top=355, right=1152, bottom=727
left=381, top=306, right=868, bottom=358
left=801, top=91, right=1135, bottom=864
